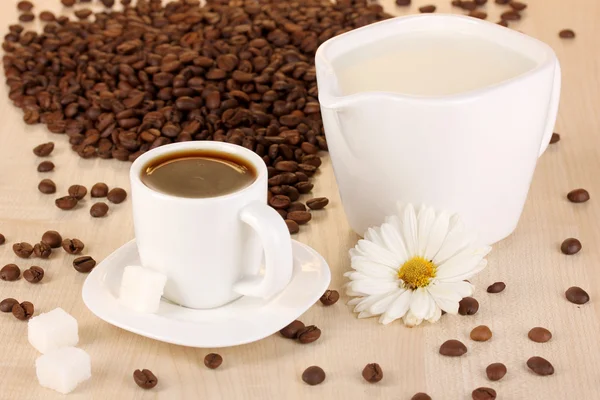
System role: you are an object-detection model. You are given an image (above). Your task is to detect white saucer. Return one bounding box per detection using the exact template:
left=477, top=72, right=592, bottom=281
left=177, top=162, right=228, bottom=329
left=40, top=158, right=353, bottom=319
left=82, top=239, right=331, bottom=348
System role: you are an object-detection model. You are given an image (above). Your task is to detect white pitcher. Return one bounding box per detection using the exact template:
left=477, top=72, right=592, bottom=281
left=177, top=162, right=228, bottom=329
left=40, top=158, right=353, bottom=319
left=315, top=15, right=561, bottom=245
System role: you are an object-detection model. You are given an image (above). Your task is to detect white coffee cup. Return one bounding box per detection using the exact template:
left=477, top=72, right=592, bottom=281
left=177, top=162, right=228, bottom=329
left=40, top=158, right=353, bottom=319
left=130, top=141, right=293, bottom=309
left=316, top=15, right=561, bottom=245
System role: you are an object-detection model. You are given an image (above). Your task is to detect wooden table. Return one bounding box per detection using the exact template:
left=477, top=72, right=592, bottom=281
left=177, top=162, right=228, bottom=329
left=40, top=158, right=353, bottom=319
left=1, top=0, right=598, bottom=398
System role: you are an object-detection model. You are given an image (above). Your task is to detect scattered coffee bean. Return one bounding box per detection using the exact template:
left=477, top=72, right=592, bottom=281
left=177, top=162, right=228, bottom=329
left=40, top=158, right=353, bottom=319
left=133, top=369, right=158, bottom=389
left=527, top=356, right=554, bottom=376
left=33, top=142, right=54, bottom=157
left=0, top=233, right=4, bottom=245
left=12, top=301, right=34, bottom=320
left=91, top=183, right=109, bottom=197
left=23, top=266, right=44, bottom=284
left=509, top=1, right=527, bottom=10
left=302, top=366, right=325, bottom=386
left=528, top=327, right=552, bottom=343
left=320, top=289, right=339, bottom=306
left=486, top=363, right=507, bottom=381
left=419, top=5, right=436, bottom=12
left=497, top=20, right=509, bottom=27
left=41, top=231, right=62, bottom=248
left=39, top=11, right=56, bottom=22
left=13, top=242, right=33, bottom=258
left=204, top=353, right=223, bottom=369
left=90, top=202, right=109, bottom=218
left=37, top=161, right=55, bottom=172
left=439, top=340, right=467, bottom=357
left=19, top=12, right=34, bottom=22
left=550, top=133, right=561, bottom=144
left=460, top=0, right=477, bottom=9
left=107, top=188, right=127, bottom=204
left=280, top=320, right=305, bottom=339
left=287, top=211, right=312, bottom=225
left=1, top=264, right=20, bottom=281
left=33, top=242, right=52, bottom=259
left=470, top=325, right=492, bottom=342
left=567, top=189, right=590, bottom=203
left=61, top=0, right=76, bottom=6
left=501, top=10, right=521, bottom=20
left=468, top=11, right=487, bottom=19
left=561, top=238, right=581, bottom=255
left=411, top=393, right=432, bottom=400
left=306, top=197, right=329, bottom=210
left=38, top=179, right=56, bottom=194
left=565, top=286, right=589, bottom=305
left=101, top=0, right=116, bottom=7
left=475, top=0, right=487, bottom=4
left=0, top=298, right=19, bottom=313
left=297, top=325, right=321, bottom=344
left=17, top=1, right=34, bottom=11
left=55, top=196, right=78, bottom=210
left=559, top=29, right=575, bottom=39
left=62, top=238, right=84, bottom=254
left=487, top=282, right=506, bottom=293
left=458, top=297, right=479, bottom=315
left=472, top=387, right=497, bottom=400
left=73, top=256, right=96, bottom=273
left=396, top=0, right=411, bottom=5
left=362, top=363, right=383, bottom=383
left=495, top=0, right=510, bottom=3
left=68, top=185, right=87, bottom=200
left=74, top=9, right=93, bottom=19
left=285, top=219, right=300, bottom=234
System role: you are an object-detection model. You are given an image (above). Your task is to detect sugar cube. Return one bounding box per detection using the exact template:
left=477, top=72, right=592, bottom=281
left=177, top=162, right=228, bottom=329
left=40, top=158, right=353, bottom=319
left=119, top=265, right=167, bottom=313
left=35, top=346, right=91, bottom=394
left=28, top=308, right=79, bottom=354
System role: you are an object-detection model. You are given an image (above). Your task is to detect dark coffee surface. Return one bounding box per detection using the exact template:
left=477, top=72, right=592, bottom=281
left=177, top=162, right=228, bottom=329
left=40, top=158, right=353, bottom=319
left=141, top=150, right=256, bottom=198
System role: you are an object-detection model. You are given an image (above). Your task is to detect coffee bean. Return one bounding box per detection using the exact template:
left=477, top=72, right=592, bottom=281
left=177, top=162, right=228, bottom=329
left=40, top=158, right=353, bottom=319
left=559, top=29, right=575, bottom=38
left=302, top=366, right=325, bottom=386
left=90, top=202, right=109, bottom=218
left=37, top=161, right=55, bottom=172
left=17, top=1, right=33, bottom=11
left=550, top=133, right=560, bottom=144
left=68, top=185, right=87, bottom=200
left=62, top=238, right=84, bottom=254
left=204, top=353, right=223, bottom=369
left=395, top=0, right=411, bottom=5
left=269, top=195, right=291, bottom=209
left=133, top=369, right=158, bottom=389
left=41, top=231, right=62, bottom=248
left=509, top=1, right=527, bottom=10
left=33, top=142, right=54, bottom=157
left=561, top=238, right=581, bottom=255
left=296, top=182, right=314, bottom=194
left=61, top=0, right=76, bottom=6
left=107, top=188, right=127, bottom=204
left=439, top=339, right=467, bottom=357
left=23, top=266, right=44, bottom=283
left=0, top=234, right=5, bottom=245
left=306, top=197, right=329, bottom=210
left=288, top=202, right=307, bottom=212
left=320, top=290, right=339, bottom=306
left=1, top=264, right=20, bottom=281
left=101, top=0, right=115, bottom=7
left=501, top=10, right=521, bottom=20
left=458, top=297, right=479, bottom=315
left=497, top=20, right=509, bottom=27
left=287, top=211, right=312, bottom=225
left=419, top=5, right=436, bottom=12
left=297, top=325, right=321, bottom=344
left=362, top=363, right=383, bottom=383
left=38, top=179, right=56, bottom=194
left=33, top=242, right=52, bottom=259
left=74, top=9, right=93, bottom=19
left=460, top=1, right=477, bottom=9
left=285, top=219, right=300, bottom=234
left=73, top=256, right=96, bottom=273
left=495, top=0, right=510, bottom=3
left=55, top=196, right=78, bottom=210
left=565, top=286, right=589, bottom=305
left=470, top=325, right=492, bottom=342
left=39, top=11, right=56, bottom=22
left=280, top=320, right=305, bottom=338
left=0, top=298, right=18, bottom=313
left=475, top=0, right=488, bottom=4
left=567, top=189, right=590, bottom=203
left=19, top=12, right=34, bottom=22
left=472, top=387, right=496, bottom=400
left=528, top=327, right=552, bottom=343
left=12, top=301, right=34, bottom=320
left=486, top=282, right=505, bottom=293
left=91, top=183, right=109, bottom=197
left=469, top=11, right=487, bottom=19
left=486, top=363, right=507, bottom=381
left=527, top=356, right=554, bottom=376
left=13, top=242, right=33, bottom=258
left=411, top=393, right=432, bottom=400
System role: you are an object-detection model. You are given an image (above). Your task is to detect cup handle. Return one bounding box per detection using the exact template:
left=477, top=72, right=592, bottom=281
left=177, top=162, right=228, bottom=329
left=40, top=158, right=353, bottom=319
left=233, top=201, right=293, bottom=299
left=538, top=62, right=562, bottom=157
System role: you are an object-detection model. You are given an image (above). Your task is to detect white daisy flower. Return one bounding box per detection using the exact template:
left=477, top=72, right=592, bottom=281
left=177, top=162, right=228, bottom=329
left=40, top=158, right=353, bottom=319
left=345, top=203, right=491, bottom=326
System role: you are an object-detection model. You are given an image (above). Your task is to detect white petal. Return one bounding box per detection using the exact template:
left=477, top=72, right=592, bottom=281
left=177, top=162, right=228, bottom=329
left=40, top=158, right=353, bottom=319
left=348, top=279, right=399, bottom=296
left=417, top=206, right=435, bottom=257
left=435, top=247, right=490, bottom=281
left=399, top=204, right=418, bottom=256
left=380, top=222, right=409, bottom=263
left=424, top=294, right=438, bottom=320
left=347, top=297, right=362, bottom=306
left=364, top=227, right=386, bottom=248
left=369, top=290, right=404, bottom=315
left=352, top=292, right=390, bottom=312
left=345, top=271, right=397, bottom=282
left=427, top=305, right=442, bottom=323
left=424, top=211, right=450, bottom=261
left=351, top=257, right=398, bottom=277
left=433, top=231, right=477, bottom=265
left=355, top=240, right=401, bottom=267
left=426, top=281, right=471, bottom=314
left=403, top=310, right=423, bottom=327
left=379, top=289, right=412, bottom=324
left=358, top=310, right=376, bottom=319
left=409, top=288, right=431, bottom=319
left=438, top=259, right=488, bottom=283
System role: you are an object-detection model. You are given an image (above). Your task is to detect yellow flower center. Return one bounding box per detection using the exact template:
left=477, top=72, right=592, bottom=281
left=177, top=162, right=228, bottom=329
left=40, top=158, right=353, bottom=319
left=398, top=256, right=436, bottom=289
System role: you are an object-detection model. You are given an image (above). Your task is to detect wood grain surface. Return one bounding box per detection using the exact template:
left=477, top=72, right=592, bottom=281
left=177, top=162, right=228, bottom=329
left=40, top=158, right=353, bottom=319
left=1, top=0, right=598, bottom=399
